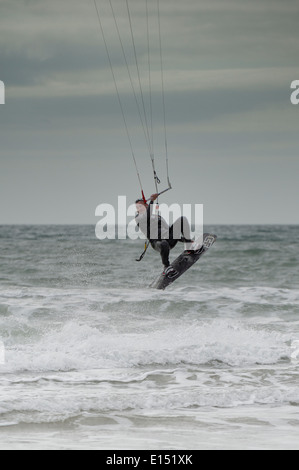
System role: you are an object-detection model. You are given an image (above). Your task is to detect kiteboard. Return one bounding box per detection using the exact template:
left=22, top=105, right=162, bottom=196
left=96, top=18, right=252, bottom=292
left=151, top=233, right=217, bottom=290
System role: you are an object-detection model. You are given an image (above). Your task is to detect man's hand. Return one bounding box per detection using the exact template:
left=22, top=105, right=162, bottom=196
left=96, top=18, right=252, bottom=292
left=150, top=193, right=159, bottom=202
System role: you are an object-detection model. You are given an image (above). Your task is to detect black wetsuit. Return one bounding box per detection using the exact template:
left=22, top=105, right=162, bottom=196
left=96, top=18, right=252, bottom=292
left=135, top=202, right=192, bottom=268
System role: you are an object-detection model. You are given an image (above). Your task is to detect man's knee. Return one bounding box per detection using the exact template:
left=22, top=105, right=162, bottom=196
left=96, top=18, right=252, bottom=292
left=180, top=216, right=189, bottom=227
left=180, top=216, right=190, bottom=234
left=172, top=217, right=188, bottom=239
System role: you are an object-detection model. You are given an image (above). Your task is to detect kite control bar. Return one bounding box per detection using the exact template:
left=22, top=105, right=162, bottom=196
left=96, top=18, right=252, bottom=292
left=145, top=185, right=172, bottom=203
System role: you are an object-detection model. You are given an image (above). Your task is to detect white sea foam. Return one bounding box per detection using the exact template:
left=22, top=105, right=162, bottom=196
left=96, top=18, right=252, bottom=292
left=1, top=224, right=299, bottom=449
left=1, top=316, right=291, bottom=374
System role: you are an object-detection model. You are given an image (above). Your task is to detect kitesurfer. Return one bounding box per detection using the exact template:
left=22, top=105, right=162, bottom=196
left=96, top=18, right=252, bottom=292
left=135, top=194, right=194, bottom=270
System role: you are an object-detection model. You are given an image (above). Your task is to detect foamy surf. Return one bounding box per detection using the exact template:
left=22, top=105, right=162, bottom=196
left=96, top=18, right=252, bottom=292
left=0, top=225, right=299, bottom=449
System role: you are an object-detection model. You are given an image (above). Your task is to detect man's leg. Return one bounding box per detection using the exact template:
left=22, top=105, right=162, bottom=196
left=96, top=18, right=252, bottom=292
left=151, top=240, right=171, bottom=267
left=169, top=216, right=193, bottom=249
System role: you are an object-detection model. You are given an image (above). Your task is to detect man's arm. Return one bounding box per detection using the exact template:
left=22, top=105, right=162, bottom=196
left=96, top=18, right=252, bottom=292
left=146, top=194, right=159, bottom=216
left=150, top=193, right=159, bottom=202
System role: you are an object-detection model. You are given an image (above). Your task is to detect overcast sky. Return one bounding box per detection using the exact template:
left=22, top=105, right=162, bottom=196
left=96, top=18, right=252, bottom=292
left=0, top=0, right=298, bottom=224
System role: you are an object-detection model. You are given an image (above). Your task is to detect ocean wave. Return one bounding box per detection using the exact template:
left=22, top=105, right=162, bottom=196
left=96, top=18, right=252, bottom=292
left=1, top=317, right=292, bottom=374
left=0, top=370, right=298, bottom=426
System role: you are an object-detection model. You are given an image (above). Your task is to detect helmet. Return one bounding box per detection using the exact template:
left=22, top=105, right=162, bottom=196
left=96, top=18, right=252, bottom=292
left=135, top=198, right=147, bottom=204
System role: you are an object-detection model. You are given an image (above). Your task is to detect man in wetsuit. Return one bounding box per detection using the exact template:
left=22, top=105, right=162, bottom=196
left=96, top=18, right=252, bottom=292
left=135, top=193, right=194, bottom=270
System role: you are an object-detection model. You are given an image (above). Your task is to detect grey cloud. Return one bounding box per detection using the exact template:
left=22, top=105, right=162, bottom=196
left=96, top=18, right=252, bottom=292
left=0, top=0, right=298, bottom=224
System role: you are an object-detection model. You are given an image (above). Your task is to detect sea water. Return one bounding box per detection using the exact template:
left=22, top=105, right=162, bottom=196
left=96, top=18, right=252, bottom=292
left=0, top=225, right=298, bottom=450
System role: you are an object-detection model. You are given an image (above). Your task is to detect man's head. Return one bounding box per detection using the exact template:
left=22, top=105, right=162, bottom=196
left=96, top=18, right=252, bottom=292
left=135, top=198, right=148, bottom=213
